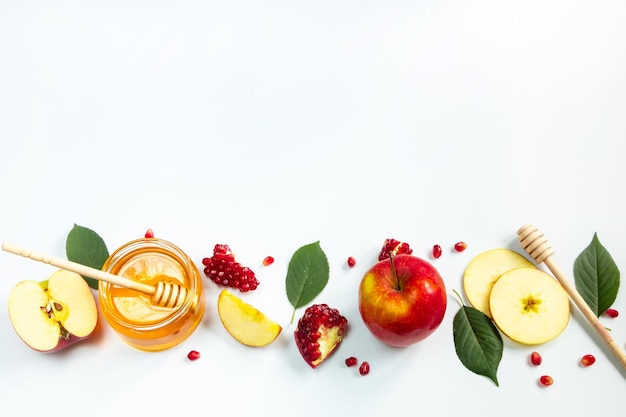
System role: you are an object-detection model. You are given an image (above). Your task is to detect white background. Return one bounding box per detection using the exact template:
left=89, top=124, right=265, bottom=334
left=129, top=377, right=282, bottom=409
left=1, top=1, right=625, bottom=416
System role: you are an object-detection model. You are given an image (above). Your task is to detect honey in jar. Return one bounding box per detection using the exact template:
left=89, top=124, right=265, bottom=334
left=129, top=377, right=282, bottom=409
left=98, top=238, right=205, bottom=351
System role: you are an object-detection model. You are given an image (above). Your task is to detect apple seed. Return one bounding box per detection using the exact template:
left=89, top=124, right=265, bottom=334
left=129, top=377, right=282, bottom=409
left=40, top=305, right=53, bottom=319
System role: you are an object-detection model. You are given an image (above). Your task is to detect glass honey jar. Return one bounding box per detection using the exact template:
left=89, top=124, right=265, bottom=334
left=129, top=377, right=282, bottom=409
left=98, top=237, right=205, bottom=351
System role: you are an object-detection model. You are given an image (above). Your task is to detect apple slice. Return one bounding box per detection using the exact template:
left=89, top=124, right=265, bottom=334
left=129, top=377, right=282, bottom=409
left=217, top=289, right=282, bottom=347
left=8, top=269, right=98, bottom=352
left=463, top=248, right=535, bottom=318
left=489, top=267, right=570, bottom=345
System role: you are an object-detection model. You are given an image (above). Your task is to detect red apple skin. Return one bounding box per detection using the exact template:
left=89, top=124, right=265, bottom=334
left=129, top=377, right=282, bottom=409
left=358, top=255, right=447, bottom=347
left=29, top=332, right=92, bottom=353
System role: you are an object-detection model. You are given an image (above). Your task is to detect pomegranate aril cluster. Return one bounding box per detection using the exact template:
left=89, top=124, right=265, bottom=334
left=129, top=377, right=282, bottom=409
left=294, top=304, right=347, bottom=368
left=378, top=238, right=413, bottom=261
left=202, top=244, right=259, bottom=292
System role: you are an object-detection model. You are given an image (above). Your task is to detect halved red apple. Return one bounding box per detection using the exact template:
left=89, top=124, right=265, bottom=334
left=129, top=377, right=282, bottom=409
left=8, top=269, right=98, bottom=352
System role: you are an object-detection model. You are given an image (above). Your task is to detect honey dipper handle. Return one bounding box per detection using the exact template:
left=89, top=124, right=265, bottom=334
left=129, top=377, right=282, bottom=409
left=517, top=225, right=626, bottom=371
left=543, top=256, right=626, bottom=370
left=1, top=241, right=156, bottom=296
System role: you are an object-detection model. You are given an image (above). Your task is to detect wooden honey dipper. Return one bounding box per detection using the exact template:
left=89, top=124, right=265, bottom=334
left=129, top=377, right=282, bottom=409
left=2, top=242, right=187, bottom=309
left=517, top=224, right=626, bottom=372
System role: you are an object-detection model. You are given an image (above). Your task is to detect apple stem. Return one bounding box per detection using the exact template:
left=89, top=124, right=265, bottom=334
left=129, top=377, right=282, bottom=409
left=388, top=253, right=401, bottom=290
left=452, top=289, right=466, bottom=307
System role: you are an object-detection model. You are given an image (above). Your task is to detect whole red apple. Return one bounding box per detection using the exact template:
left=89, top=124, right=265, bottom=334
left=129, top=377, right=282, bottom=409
left=358, top=254, right=447, bottom=347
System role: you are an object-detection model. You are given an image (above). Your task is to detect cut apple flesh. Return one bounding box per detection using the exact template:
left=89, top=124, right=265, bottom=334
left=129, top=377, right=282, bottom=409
left=217, top=289, right=282, bottom=347
left=489, top=267, right=570, bottom=345
left=8, top=280, right=62, bottom=351
left=48, top=271, right=98, bottom=337
left=463, top=248, right=535, bottom=318
left=8, top=270, right=98, bottom=352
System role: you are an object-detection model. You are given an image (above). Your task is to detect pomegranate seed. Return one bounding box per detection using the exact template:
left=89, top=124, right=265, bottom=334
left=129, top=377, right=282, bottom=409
left=454, top=241, right=467, bottom=252
left=432, top=244, right=442, bottom=259
left=187, top=350, right=200, bottom=361
left=359, top=361, right=370, bottom=376
left=262, top=256, right=274, bottom=266
left=345, top=356, right=358, bottom=367
left=581, top=354, right=596, bottom=367
left=144, top=228, right=154, bottom=238
left=347, top=257, right=356, bottom=268
left=605, top=308, right=619, bottom=318
left=530, top=351, right=542, bottom=366
left=539, top=375, right=553, bottom=386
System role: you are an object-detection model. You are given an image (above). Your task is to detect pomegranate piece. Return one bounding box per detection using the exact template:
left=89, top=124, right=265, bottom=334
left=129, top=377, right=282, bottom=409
left=294, top=304, right=348, bottom=369
left=539, top=375, right=553, bottom=386
left=454, top=241, right=467, bottom=252
left=377, top=238, right=413, bottom=261
left=345, top=356, right=358, bottom=367
left=432, top=244, right=442, bottom=259
left=144, top=228, right=154, bottom=238
left=605, top=308, right=619, bottom=318
left=262, top=256, right=275, bottom=266
left=530, top=351, right=542, bottom=366
left=187, top=350, right=200, bottom=361
left=347, top=257, right=356, bottom=268
left=202, top=244, right=259, bottom=292
left=359, top=361, right=370, bottom=376
left=581, top=354, right=596, bottom=367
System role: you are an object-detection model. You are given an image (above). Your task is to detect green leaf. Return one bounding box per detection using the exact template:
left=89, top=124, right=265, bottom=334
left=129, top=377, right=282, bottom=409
left=66, top=224, right=109, bottom=290
left=453, top=305, right=503, bottom=386
left=574, top=233, right=620, bottom=317
left=285, top=241, right=329, bottom=323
